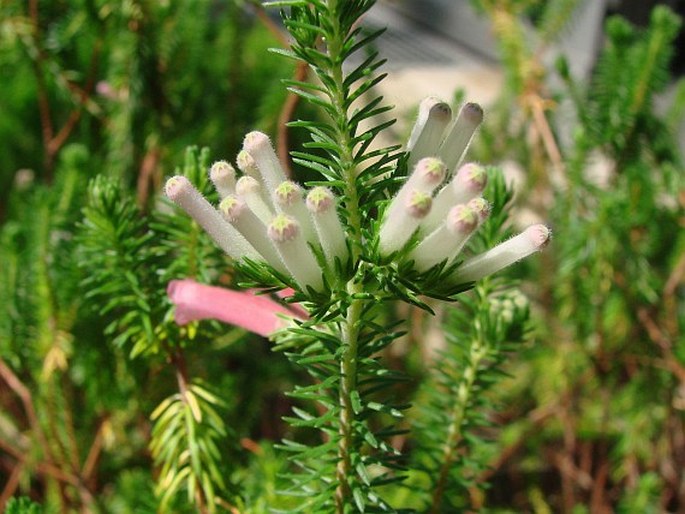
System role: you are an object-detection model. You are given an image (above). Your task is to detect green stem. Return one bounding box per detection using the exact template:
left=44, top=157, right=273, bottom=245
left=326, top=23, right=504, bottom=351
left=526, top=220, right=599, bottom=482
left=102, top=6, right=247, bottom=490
left=322, top=1, right=366, bottom=510
left=430, top=337, right=487, bottom=513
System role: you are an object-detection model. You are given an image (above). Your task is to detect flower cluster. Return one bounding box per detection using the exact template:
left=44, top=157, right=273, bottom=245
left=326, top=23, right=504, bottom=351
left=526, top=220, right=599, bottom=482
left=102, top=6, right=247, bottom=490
left=164, top=97, right=550, bottom=301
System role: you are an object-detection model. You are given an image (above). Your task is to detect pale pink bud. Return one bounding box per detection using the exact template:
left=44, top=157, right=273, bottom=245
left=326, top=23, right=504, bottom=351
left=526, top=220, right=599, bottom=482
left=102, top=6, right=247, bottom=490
left=209, top=160, right=236, bottom=199
left=274, top=181, right=317, bottom=243
left=243, top=131, right=287, bottom=193
left=236, top=150, right=259, bottom=177
left=268, top=214, right=323, bottom=291
left=437, top=102, right=483, bottom=174
left=452, top=224, right=551, bottom=283
left=467, top=197, right=490, bottom=224
left=236, top=175, right=274, bottom=224
left=164, top=176, right=259, bottom=261
left=379, top=189, right=433, bottom=255
left=219, top=195, right=287, bottom=274
left=409, top=204, right=478, bottom=271
left=306, top=187, right=348, bottom=266
left=420, top=163, right=487, bottom=234
left=407, top=97, right=452, bottom=168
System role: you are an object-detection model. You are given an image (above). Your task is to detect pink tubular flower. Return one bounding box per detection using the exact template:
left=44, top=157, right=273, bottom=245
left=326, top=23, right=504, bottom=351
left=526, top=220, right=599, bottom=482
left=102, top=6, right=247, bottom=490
left=167, top=279, right=306, bottom=337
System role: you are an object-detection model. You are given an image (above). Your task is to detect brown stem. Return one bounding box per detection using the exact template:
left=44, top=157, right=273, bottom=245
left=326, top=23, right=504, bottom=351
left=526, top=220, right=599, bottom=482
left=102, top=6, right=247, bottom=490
left=0, top=461, right=23, bottom=510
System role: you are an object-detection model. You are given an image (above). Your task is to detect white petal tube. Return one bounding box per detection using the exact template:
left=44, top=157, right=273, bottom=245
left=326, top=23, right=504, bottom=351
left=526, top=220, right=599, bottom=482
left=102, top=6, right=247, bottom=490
left=236, top=176, right=274, bottom=225
left=407, top=97, right=452, bottom=169
left=437, top=102, right=483, bottom=174
left=209, top=160, right=236, bottom=199
left=379, top=189, right=432, bottom=256
left=409, top=204, right=478, bottom=271
left=219, top=195, right=287, bottom=274
left=164, top=176, right=260, bottom=261
left=420, top=162, right=487, bottom=235
left=452, top=224, right=551, bottom=283
left=243, top=131, right=288, bottom=194
left=274, top=181, right=317, bottom=244
left=306, top=187, right=348, bottom=267
left=268, top=214, right=324, bottom=291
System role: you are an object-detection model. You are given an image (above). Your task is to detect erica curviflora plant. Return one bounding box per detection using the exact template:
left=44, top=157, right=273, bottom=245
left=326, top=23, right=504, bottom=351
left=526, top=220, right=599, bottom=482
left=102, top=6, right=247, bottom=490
left=164, top=1, right=549, bottom=511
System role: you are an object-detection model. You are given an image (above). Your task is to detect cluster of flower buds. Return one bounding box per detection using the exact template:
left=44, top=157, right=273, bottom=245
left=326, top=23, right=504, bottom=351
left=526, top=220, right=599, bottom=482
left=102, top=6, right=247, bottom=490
left=165, top=98, right=550, bottom=294
left=165, top=131, right=348, bottom=293
left=378, top=97, right=550, bottom=282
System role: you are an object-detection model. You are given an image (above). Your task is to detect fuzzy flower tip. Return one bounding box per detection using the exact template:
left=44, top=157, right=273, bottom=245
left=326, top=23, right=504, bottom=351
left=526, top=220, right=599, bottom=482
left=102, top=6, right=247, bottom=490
left=167, top=279, right=303, bottom=336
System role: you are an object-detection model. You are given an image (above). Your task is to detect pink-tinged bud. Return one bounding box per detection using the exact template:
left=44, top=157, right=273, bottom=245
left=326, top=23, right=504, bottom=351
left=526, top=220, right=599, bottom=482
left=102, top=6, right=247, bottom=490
left=457, top=163, right=488, bottom=193
left=236, top=150, right=259, bottom=177
left=306, top=186, right=335, bottom=213
left=164, top=176, right=260, bottom=261
left=274, top=181, right=317, bottom=244
left=466, top=197, right=490, bottom=223
left=167, top=279, right=304, bottom=337
left=236, top=175, right=274, bottom=224
left=437, top=102, right=483, bottom=174
left=218, top=195, right=244, bottom=223
left=268, top=214, right=323, bottom=291
left=446, top=204, right=477, bottom=234
left=243, top=131, right=287, bottom=193
left=379, top=189, right=433, bottom=255
left=452, top=224, right=551, bottom=283
left=274, top=180, right=302, bottom=206
left=406, top=191, right=432, bottom=218
left=209, top=160, right=236, bottom=199
left=306, top=187, right=348, bottom=266
left=419, top=163, right=487, bottom=235
left=407, top=97, right=453, bottom=168
left=409, top=204, right=478, bottom=271
left=268, top=214, right=300, bottom=243
left=219, top=195, right=287, bottom=274
left=405, top=157, right=447, bottom=192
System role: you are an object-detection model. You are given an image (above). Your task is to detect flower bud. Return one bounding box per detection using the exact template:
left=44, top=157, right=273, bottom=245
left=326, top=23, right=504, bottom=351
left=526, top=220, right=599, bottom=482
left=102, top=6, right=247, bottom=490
left=164, top=176, right=259, bottom=261
left=274, top=181, right=317, bottom=243
left=219, top=195, right=287, bottom=274
left=420, top=163, right=487, bottom=235
left=407, top=97, right=453, bottom=168
left=306, top=187, right=348, bottom=266
left=268, top=214, right=323, bottom=291
left=409, top=204, right=478, bottom=271
left=452, top=224, right=551, bottom=283
left=209, top=160, right=236, bottom=199
left=236, top=175, right=274, bottom=225
left=236, top=150, right=259, bottom=178
left=243, top=131, right=288, bottom=193
left=437, top=102, right=483, bottom=174
left=379, top=189, right=432, bottom=256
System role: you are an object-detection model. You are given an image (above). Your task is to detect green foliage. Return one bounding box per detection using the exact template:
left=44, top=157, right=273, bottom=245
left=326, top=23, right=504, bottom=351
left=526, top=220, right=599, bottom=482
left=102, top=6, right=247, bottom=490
left=5, top=497, right=43, bottom=514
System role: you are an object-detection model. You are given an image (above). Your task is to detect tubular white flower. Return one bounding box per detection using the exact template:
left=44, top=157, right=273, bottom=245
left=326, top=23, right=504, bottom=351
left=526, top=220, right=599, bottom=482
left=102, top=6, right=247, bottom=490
left=209, top=160, right=236, bottom=199
left=274, top=181, right=317, bottom=244
left=406, top=97, right=452, bottom=169
left=164, top=175, right=260, bottom=261
left=420, top=162, right=487, bottom=235
left=236, top=149, right=259, bottom=178
left=306, top=187, right=348, bottom=266
left=235, top=175, right=274, bottom=225
left=219, top=195, right=287, bottom=273
left=268, top=214, right=324, bottom=291
left=467, top=197, right=491, bottom=225
left=384, top=157, right=446, bottom=238
left=452, top=224, right=551, bottom=283
left=243, top=131, right=288, bottom=194
left=379, top=189, right=432, bottom=256
left=437, top=102, right=483, bottom=174
left=409, top=204, right=478, bottom=271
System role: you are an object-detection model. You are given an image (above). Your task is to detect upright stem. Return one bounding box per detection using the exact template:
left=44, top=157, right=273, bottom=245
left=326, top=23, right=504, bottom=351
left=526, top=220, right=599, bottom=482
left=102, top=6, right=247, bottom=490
left=321, top=1, right=367, bottom=510
left=430, top=337, right=487, bottom=513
